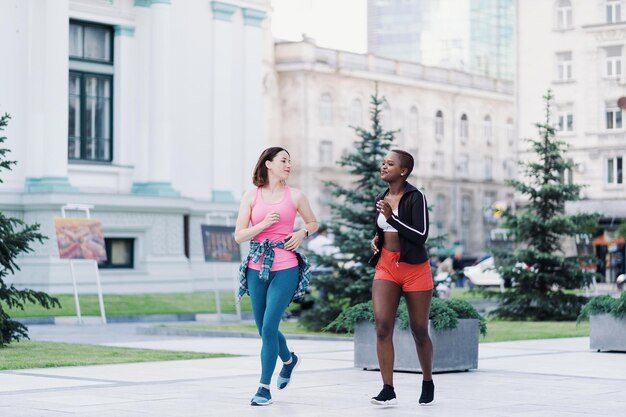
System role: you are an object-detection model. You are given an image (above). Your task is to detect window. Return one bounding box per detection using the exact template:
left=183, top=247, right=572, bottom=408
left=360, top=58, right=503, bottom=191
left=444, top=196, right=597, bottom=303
left=557, top=111, right=574, bottom=132
left=458, top=153, right=469, bottom=175
left=319, top=93, right=333, bottom=125
left=506, top=118, right=515, bottom=146
left=607, top=156, right=623, bottom=184
left=605, top=46, right=623, bottom=78
left=556, top=52, right=573, bottom=81
left=504, top=159, right=515, bottom=179
left=319, top=140, right=333, bottom=166
left=606, top=107, right=623, bottom=129
left=483, top=191, right=497, bottom=224
left=556, top=0, right=573, bottom=29
left=459, top=113, right=469, bottom=141
left=607, top=0, right=622, bottom=23
left=485, top=156, right=493, bottom=180
left=69, top=21, right=113, bottom=162
left=409, top=106, right=419, bottom=137
left=461, top=194, right=473, bottom=223
left=434, top=110, right=444, bottom=139
left=381, top=102, right=392, bottom=130
left=483, top=115, right=493, bottom=145
left=350, top=98, right=363, bottom=127
left=98, top=238, right=134, bottom=269
left=433, top=151, right=444, bottom=173
left=560, top=158, right=574, bottom=184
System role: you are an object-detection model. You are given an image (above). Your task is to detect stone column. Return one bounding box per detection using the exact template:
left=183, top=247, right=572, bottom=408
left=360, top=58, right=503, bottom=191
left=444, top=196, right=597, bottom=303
left=241, top=7, right=267, bottom=197
left=132, top=0, right=179, bottom=196
left=209, top=1, right=238, bottom=203
left=25, top=0, right=75, bottom=193
left=113, top=25, right=135, bottom=167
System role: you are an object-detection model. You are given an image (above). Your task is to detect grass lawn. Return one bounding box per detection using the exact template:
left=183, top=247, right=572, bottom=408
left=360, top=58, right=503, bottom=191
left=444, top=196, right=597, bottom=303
left=480, top=320, right=589, bottom=343
left=0, top=340, right=235, bottom=370
left=173, top=320, right=590, bottom=343
left=4, top=291, right=252, bottom=318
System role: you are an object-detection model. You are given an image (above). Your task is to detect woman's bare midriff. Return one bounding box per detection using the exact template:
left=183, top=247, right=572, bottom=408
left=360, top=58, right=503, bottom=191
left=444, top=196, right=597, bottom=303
left=383, top=231, right=401, bottom=252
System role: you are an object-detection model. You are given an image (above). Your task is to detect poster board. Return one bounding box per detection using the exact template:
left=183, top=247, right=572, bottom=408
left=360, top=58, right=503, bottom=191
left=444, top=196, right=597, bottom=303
left=200, top=225, right=240, bottom=263
left=53, top=217, right=107, bottom=261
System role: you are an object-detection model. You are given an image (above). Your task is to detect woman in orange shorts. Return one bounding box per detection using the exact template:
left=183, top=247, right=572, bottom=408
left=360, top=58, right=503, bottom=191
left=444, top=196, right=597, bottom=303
left=369, top=149, right=434, bottom=407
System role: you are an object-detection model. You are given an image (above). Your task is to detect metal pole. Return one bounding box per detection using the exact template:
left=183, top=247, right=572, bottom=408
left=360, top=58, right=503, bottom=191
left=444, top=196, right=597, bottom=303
left=93, top=260, right=107, bottom=324
left=69, top=260, right=83, bottom=324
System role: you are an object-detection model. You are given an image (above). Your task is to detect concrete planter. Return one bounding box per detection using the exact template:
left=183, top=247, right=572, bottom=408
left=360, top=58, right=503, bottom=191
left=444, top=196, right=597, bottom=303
left=354, top=319, right=479, bottom=373
left=590, top=314, right=626, bottom=352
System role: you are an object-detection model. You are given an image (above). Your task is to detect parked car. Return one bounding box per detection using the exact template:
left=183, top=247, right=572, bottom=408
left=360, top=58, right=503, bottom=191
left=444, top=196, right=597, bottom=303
left=463, top=257, right=504, bottom=291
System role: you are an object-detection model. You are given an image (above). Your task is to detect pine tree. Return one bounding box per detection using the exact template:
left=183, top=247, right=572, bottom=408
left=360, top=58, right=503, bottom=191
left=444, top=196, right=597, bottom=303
left=493, top=91, right=600, bottom=321
left=0, top=113, right=60, bottom=346
left=300, top=87, right=395, bottom=330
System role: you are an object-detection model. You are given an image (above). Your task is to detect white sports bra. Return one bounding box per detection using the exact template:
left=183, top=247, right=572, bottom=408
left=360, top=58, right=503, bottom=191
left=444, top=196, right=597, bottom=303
left=377, top=209, right=399, bottom=232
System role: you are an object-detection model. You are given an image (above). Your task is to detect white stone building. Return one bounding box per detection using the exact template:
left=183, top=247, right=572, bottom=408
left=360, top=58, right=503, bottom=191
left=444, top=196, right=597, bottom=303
left=517, top=0, right=626, bottom=281
left=268, top=39, right=516, bottom=256
left=0, top=0, right=270, bottom=293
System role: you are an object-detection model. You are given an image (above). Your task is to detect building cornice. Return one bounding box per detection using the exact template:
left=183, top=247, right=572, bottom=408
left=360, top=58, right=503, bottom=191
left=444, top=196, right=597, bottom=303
left=273, top=42, right=514, bottom=97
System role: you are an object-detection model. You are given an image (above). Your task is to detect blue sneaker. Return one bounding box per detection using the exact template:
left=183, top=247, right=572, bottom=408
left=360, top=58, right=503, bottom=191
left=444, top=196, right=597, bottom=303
left=277, top=352, right=300, bottom=390
left=250, top=386, right=272, bottom=406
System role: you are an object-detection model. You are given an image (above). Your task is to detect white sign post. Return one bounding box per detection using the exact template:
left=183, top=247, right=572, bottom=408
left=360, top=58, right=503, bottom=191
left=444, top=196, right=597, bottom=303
left=60, top=204, right=107, bottom=324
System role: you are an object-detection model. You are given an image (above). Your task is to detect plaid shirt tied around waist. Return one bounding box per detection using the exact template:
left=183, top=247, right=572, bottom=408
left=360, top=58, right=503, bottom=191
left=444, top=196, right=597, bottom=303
left=238, top=239, right=312, bottom=302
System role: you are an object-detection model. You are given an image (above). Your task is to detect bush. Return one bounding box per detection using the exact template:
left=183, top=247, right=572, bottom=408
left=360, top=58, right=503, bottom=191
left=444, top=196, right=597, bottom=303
left=325, top=298, right=487, bottom=337
left=577, top=292, right=626, bottom=323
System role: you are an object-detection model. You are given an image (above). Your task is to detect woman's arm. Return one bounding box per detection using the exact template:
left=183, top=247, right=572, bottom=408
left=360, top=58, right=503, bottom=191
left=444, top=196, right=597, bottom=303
left=284, top=188, right=319, bottom=251
left=234, top=189, right=278, bottom=243
left=385, top=192, right=429, bottom=245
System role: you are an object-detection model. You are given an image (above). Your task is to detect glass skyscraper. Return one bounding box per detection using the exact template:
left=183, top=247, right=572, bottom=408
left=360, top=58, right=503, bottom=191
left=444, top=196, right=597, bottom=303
left=368, top=0, right=515, bottom=80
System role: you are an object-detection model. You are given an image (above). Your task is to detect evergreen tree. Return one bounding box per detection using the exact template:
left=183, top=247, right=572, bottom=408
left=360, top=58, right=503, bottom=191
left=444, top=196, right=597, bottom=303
left=493, top=91, right=600, bottom=321
left=300, top=87, right=396, bottom=330
left=0, top=113, right=60, bottom=346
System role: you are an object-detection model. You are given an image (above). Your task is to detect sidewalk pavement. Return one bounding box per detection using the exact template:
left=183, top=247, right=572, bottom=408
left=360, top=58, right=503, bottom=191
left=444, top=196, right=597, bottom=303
left=1, top=323, right=625, bottom=417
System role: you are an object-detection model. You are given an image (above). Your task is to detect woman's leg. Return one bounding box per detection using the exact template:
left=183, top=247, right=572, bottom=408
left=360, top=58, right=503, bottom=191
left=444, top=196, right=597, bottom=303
left=258, top=267, right=299, bottom=385
left=372, top=279, right=402, bottom=386
left=247, top=268, right=270, bottom=384
left=404, top=290, right=433, bottom=381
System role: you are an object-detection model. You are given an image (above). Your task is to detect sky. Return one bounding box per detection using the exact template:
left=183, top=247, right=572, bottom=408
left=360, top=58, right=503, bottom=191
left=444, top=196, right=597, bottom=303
left=271, top=0, right=367, bottom=53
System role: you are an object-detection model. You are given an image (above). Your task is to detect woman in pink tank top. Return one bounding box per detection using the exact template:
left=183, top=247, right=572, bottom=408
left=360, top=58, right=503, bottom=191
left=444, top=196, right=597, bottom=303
left=235, top=147, right=318, bottom=406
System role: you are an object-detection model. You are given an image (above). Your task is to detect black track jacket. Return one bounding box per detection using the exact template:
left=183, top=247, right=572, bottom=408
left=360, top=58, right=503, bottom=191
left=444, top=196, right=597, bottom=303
left=369, top=182, right=429, bottom=266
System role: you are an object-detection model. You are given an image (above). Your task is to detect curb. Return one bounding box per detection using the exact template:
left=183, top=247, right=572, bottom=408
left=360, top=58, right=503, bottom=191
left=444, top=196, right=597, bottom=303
left=137, top=325, right=353, bottom=342
left=15, top=312, right=254, bottom=326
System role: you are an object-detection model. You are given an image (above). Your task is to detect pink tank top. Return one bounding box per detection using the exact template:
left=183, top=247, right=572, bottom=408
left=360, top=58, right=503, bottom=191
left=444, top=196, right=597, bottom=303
left=247, top=186, right=299, bottom=272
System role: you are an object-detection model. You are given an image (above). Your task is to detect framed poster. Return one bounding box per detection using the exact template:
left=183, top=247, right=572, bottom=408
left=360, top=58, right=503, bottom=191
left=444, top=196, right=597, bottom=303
left=53, top=217, right=107, bottom=261
left=201, top=225, right=241, bottom=262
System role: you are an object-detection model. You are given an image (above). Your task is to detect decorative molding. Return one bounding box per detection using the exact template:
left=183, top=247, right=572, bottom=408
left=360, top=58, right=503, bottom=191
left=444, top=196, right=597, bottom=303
left=211, top=190, right=235, bottom=203
left=25, top=177, right=77, bottom=193
left=114, top=25, right=135, bottom=37
left=134, top=0, right=170, bottom=7
left=132, top=182, right=181, bottom=197
left=242, top=8, right=266, bottom=27
left=210, top=1, right=238, bottom=22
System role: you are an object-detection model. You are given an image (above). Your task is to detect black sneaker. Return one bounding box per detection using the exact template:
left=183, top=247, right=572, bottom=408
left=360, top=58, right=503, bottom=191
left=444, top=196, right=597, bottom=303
left=371, top=384, right=397, bottom=406
left=419, top=380, right=434, bottom=405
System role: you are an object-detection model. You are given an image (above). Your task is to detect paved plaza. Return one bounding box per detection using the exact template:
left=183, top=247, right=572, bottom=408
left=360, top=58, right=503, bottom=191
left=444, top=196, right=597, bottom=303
left=1, top=323, right=625, bottom=416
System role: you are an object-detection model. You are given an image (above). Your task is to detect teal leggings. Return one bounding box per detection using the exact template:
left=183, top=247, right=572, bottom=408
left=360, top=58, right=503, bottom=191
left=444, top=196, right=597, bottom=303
left=247, top=266, right=299, bottom=385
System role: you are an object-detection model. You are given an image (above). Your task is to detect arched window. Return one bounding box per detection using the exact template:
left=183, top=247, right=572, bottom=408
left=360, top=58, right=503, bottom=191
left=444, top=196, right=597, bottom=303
left=506, top=118, right=514, bottom=146
left=434, top=110, right=444, bottom=139
left=483, top=115, right=493, bottom=145
left=556, top=0, right=572, bottom=29
left=319, top=93, right=333, bottom=125
left=381, top=102, right=392, bottom=130
left=350, top=98, right=363, bottom=127
left=409, top=106, right=419, bottom=137
left=459, top=113, right=469, bottom=141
